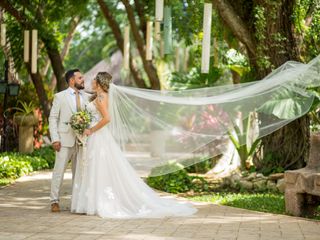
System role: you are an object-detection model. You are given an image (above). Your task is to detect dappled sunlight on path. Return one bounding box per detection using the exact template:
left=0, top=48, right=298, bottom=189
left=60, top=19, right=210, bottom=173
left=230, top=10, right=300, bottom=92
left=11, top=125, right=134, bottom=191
left=0, top=170, right=320, bottom=240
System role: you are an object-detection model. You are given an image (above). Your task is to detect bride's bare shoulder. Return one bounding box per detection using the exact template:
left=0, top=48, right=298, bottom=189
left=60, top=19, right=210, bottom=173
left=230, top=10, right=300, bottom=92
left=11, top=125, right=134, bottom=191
left=96, top=92, right=109, bottom=105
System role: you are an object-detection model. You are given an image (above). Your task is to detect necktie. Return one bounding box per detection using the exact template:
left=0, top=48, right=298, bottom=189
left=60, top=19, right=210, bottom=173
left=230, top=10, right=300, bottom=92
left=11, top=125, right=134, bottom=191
left=75, top=91, right=81, bottom=111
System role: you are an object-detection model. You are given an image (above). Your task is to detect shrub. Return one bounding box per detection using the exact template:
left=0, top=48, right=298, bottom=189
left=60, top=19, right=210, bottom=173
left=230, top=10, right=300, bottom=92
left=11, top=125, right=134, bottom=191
left=0, top=146, right=55, bottom=181
left=183, top=157, right=215, bottom=174
left=256, top=152, right=286, bottom=176
left=30, top=146, right=55, bottom=168
left=146, top=161, right=208, bottom=193
left=0, top=156, right=33, bottom=178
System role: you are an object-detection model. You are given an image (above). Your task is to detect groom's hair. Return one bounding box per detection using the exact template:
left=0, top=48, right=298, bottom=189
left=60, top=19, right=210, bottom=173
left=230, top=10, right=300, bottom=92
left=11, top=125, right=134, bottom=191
left=65, top=69, right=81, bottom=84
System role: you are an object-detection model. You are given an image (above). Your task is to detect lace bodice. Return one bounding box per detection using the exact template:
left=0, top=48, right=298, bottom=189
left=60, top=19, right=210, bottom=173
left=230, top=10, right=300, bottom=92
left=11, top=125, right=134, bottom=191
left=86, top=101, right=102, bottom=126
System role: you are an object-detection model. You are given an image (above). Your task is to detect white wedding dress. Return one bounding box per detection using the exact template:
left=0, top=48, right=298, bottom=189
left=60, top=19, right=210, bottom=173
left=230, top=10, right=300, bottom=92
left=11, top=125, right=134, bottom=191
left=71, top=101, right=197, bottom=218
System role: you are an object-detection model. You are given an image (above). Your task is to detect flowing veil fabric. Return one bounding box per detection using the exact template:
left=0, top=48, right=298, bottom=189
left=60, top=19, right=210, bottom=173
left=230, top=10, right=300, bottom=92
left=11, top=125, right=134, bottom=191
left=107, top=56, right=320, bottom=176
left=72, top=56, right=320, bottom=218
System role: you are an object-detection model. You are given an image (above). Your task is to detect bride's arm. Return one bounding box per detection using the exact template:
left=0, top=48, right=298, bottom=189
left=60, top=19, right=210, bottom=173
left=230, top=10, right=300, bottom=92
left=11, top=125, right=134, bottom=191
left=84, top=93, right=110, bottom=135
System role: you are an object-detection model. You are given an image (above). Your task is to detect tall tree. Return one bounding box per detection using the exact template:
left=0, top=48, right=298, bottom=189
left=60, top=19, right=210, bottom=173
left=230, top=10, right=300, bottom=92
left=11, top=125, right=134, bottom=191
left=0, top=0, right=89, bottom=118
left=213, top=0, right=313, bottom=169
left=0, top=1, right=66, bottom=91
left=43, top=16, right=81, bottom=90
left=121, top=0, right=161, bottom=90
left=133, top=0, right=147, bottom=40
left=1, top=12, right=51, bottom=118
left=0, top=0, right=88, bottom=92
left=97, top=0, right=147, bottom=88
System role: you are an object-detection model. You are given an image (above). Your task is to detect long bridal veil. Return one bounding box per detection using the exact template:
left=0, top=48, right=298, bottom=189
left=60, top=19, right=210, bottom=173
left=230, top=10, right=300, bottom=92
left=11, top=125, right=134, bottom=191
left=107, top=56, right=320, bottom=177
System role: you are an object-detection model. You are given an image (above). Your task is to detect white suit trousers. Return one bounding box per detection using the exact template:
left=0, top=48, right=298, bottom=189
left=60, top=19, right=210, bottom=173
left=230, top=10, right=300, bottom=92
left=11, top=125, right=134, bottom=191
left=50, top=145, right=77, bottom=203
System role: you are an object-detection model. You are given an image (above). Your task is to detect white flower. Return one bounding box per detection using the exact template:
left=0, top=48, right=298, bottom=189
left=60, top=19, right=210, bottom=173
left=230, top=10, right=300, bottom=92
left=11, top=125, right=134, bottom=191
left=104, top=187, right=115, bottom=200
left=138, top=205, right=151, bottom=214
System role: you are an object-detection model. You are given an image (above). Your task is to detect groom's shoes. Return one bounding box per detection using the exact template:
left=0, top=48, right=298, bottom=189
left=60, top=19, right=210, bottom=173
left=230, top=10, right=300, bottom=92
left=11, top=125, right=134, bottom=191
left=51, top=203, right=60, bottom=212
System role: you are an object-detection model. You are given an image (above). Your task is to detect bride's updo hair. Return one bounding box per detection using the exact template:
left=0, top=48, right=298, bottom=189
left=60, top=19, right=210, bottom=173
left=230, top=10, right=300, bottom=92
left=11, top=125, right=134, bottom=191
left=96, top=72, right=112, bottom=92
left=91, top=72, right=112, bottom=101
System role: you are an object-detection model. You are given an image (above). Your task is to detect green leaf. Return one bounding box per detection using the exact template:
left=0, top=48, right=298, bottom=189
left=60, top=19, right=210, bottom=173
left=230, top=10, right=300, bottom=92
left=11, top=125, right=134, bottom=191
left=229, top=65, right=250, bottom=77
left=257, top=89, right=310, bottom=119
left=248, top=139, right=261, bottom=156
left=227, top=131, right=240, bottom=149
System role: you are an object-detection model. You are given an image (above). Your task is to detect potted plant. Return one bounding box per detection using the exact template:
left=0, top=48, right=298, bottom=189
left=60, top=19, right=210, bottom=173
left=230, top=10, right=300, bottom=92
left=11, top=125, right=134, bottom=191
left=11, top=101, right=39, bottom=153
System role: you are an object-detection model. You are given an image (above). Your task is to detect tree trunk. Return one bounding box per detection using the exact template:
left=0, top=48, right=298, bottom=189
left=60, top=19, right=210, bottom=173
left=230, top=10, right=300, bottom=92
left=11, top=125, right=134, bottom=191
left=97, top=0, right=148, bottom=89
left=25, top=63, right=51, bottom=120
left=0, top=1, right=51, bottom=119
left=214, top=0, right=309, bottom=170
left=48, top=16, right=80, bottom=90
left=0, top=0, right=67, bottom=92
left=254, top=0, right=308, bottom=170
left=213, top=0, right=256, bottom=58
left=121, top=0, right=161, bottom=90
left=134, top=0, right=147, bottom=39
left=45, top=46, right=67, bottom=91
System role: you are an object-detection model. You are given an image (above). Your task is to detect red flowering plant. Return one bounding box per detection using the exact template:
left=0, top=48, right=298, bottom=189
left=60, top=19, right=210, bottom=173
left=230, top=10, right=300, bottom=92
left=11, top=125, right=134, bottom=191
left=177, top=104, right=230, bottom=156
left=178, top=104, right=261, bottom=170
left=33, top=108, right=45, bottom=149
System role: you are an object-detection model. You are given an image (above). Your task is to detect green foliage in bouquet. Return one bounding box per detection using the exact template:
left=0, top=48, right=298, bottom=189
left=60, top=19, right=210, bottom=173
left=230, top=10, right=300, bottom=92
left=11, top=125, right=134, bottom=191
left=69, top=109, right=92, bottom=134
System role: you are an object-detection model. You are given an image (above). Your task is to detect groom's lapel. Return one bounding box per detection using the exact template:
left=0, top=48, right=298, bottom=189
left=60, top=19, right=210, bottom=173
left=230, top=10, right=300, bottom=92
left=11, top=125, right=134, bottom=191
left=64, top=91, right=76, bottom=113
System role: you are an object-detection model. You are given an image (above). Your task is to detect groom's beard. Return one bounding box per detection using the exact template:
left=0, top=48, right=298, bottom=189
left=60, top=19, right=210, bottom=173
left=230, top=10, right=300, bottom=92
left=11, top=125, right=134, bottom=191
left=75, top=83, right=85, bottom=90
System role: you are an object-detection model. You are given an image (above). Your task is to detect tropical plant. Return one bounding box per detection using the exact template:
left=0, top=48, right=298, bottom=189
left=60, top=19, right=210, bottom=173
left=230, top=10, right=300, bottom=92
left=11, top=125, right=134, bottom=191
left=306, top=87, right=320, bottom=132
left=257, top=87, right=320, bottom=130
left=168, top=66, right=224, bottom=90
left=254, top=87, right=318, bottom=171
left=226, top=113, right=261, bottom=170
left=11, top=100, right=37, bottom=116
left=9, top=100, right=38, bottom=126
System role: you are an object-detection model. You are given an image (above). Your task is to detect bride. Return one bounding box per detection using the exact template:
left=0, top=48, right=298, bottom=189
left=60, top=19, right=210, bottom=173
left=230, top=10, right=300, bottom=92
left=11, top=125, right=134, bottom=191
left=71, top=72, right=197, bottom=218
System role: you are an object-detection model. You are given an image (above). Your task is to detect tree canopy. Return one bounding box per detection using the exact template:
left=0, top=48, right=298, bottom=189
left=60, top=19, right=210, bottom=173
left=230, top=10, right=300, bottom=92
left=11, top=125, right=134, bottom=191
left=1, top=0, right=320, bottom=170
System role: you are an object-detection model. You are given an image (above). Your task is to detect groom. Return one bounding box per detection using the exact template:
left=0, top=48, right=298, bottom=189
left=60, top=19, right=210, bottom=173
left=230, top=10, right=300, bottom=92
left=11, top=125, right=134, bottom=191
left=49, top=69, right=89, bottom=212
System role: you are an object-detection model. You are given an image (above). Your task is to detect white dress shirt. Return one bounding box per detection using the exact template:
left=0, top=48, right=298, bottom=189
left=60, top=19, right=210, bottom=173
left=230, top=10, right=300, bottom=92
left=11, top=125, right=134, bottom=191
left=67, top=87, right=84, bottom=112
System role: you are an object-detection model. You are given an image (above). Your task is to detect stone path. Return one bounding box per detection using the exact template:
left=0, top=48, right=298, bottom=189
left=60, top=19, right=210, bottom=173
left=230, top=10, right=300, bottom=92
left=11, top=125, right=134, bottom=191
left=1, top=170, right=320, bottom=240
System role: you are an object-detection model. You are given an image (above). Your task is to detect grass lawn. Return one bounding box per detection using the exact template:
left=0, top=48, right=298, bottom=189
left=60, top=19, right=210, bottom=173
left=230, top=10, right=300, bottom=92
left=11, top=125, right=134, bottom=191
left=188, top=192, right=320, bottom=220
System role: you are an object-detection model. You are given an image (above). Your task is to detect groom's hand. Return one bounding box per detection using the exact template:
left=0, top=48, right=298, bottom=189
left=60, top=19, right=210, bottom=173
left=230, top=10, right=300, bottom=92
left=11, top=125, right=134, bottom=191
left=52, top=142, right=61, bottom=152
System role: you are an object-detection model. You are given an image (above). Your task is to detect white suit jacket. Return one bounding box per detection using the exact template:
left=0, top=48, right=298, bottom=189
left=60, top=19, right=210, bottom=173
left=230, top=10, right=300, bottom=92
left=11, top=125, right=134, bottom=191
left=49, top=88, right=90, bottom=147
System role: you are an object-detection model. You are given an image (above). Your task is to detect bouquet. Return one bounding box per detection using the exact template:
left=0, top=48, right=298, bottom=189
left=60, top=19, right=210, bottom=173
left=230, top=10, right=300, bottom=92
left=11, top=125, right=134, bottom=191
left=69, top=109, right=92, bottom=146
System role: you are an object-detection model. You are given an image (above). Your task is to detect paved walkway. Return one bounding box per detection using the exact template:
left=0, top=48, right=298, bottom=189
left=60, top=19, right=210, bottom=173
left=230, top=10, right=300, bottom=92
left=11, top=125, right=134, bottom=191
left=0, top=170, right=320, bottom=240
